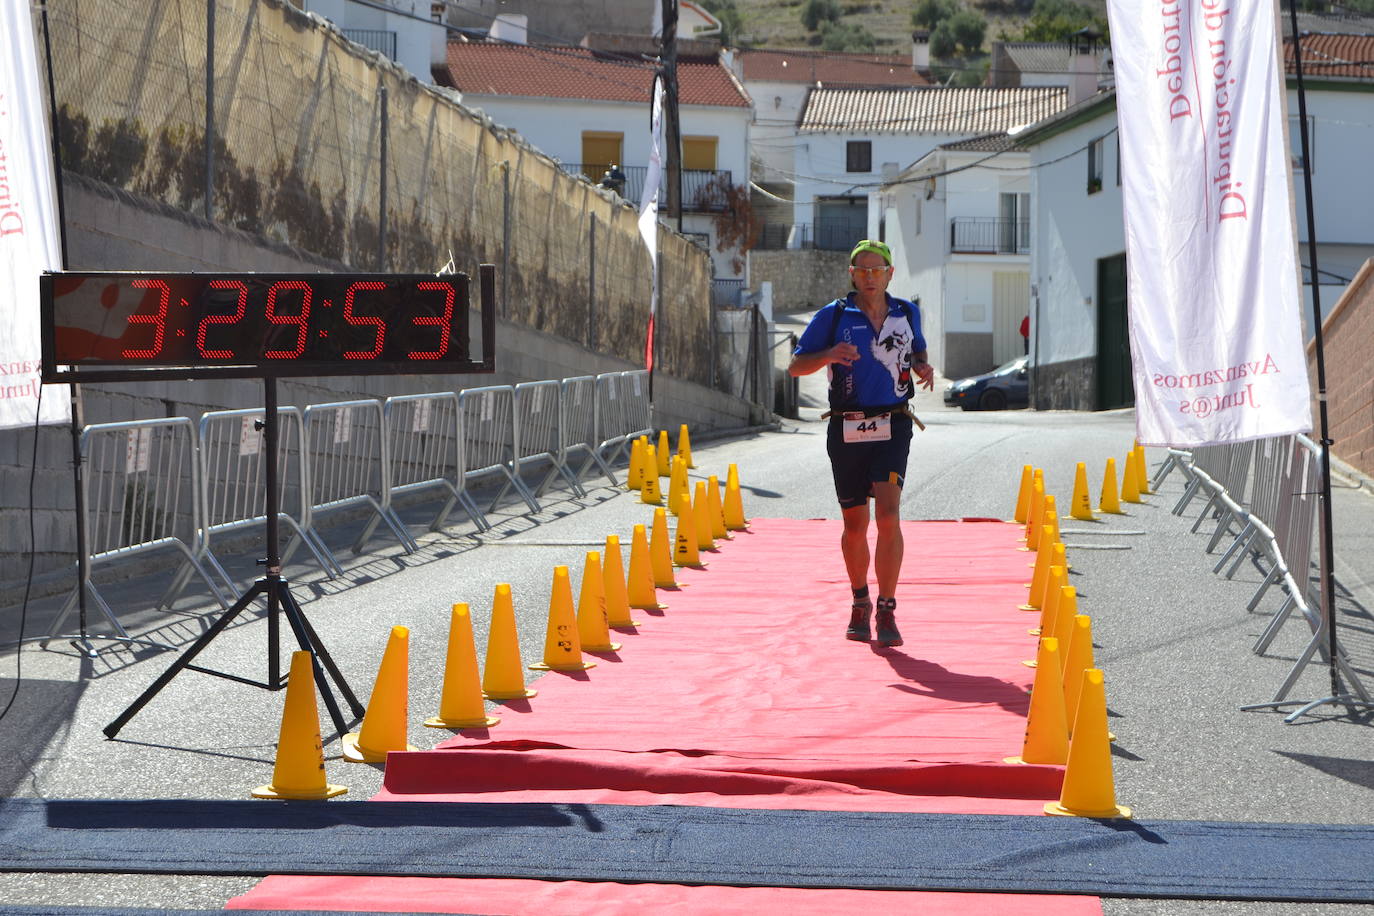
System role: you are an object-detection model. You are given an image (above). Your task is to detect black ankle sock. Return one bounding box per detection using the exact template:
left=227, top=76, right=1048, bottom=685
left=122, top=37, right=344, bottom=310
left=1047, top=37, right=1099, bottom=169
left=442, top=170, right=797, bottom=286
left=876, top=597, right=896, bottom=612
left=852, top=586, right=870, bottom=601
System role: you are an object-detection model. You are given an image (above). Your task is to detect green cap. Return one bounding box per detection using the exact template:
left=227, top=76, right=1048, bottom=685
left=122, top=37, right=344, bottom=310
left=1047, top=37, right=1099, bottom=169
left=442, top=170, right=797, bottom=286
left=849, top=239, right=892, bottom=265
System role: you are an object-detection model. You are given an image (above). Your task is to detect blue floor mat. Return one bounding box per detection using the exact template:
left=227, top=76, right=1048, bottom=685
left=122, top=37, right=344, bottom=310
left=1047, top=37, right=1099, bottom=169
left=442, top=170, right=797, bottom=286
left=2, top=798, right=1372, bottom=902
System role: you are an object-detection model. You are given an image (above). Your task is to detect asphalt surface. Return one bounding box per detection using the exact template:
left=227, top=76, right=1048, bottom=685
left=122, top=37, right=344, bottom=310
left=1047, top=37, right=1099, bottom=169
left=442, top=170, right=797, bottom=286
left=2, top=319, right=1373, bottom=914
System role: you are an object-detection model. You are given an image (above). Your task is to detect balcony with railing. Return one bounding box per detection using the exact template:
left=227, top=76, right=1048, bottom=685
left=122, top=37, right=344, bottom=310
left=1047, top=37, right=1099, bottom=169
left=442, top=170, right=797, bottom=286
left=557, top=163, right=733, bottom=212
left=342, top=29, right=398, bottom=61
left=950, top=217, right=1030, bottom=255
left=753, top=219, right=862, bottom=252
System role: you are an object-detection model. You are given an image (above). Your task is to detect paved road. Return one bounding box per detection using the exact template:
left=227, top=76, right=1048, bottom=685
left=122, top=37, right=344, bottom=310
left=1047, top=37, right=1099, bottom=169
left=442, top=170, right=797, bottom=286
left=2, top=327, right=1372, bottom=913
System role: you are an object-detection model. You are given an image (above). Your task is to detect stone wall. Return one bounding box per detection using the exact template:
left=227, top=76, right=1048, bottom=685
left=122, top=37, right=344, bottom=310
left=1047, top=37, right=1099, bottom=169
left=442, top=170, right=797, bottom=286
left=748, top=249, right=850, bottom=314
left=1313, top=258, right=1374, bottom=478
left=1033, top=356, right=1097, bottom=411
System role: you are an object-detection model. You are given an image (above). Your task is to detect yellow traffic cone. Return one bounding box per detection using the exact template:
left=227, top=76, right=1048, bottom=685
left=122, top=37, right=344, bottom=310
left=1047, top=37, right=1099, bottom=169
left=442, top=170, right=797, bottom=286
left=626, top=437, right=646, bottom=492
left=669, top=455, right=689, bottom=517
left=1019, top=526, right=1057, bottom=610
left=576, top=551, right=621, bottom=653
left=1045, top=668, right=1131, bottom=818
left=252, top=651, right=348, bottom=799
left=1044, top=507, right=1062, bottom=557
left=1121, top=451, right=1142, bottom=504
left=343, top=626, right=417, bottom=763
left=1048, top=583, right=1078, bottom=647
left=1134, top=441, right=1151, bottom=494
left=1005, top=637, right=1068, bottom=766
left=1024, top=480, right=1045, bottom=550
left=1024, top=566, right=1065, bottom=663
left=678, top=423, right=695, bottom=468
left=1014, top=464, right=1034, bottom=524
left=1061, top=613, right=1096, bottom=734
left=674, top=501, right=706, bottom=568
left=627, top=523, right=667, bottom=611
left=1070, top=462, right=1095, bottom=521
left=602, top=535, right=639, bottom=627
left=724, top=463, right=749, bottom=530
left=693, top=481, right=716, bottom=552
left=529, top=566, right=595, bottom=671
left=707, top=475, right=730, bottom=540
left=656, top=430, right=672, bottom=477
left=650, top=508, right=679, bottom=588
left=640, top=445, right=664, bottom=505
left=483, top=583, right=536, bottom=700
left=425, top=604, right=500, bottom=729
left=1099, top=457, right=1123, bottom=514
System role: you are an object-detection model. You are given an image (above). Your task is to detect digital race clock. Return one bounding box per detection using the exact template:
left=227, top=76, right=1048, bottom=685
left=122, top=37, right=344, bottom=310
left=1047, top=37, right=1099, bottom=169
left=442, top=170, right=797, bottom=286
left=40, top=270, right=496, bottom=382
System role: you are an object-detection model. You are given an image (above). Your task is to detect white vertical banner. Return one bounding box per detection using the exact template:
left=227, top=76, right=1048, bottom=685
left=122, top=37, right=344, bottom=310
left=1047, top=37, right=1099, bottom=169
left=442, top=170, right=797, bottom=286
left=1107, top=0, right=1310, bottom=447
left=638, top=74, right=665, bottom=373
left=0, top=2, right=69, bottom=430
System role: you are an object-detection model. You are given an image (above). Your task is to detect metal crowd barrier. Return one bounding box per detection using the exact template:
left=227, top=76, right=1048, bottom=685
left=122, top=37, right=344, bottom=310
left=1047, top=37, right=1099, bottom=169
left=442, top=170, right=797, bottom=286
left=458, top=385, right=538, bottom=515
left=197, top=406, right=338, bottom=590
left=621, top=369, right=655, bottom=444
left=1213, top=436, right=1294, bottom=579
left=301, top=399, right=416, bottom=564
left=561, top=374, right=613, bottom=487
left=384, top=391, right=488, bottom=535
left=44, top=418, right=229, bottom=647
left=513, top=380, right=584, bottom=501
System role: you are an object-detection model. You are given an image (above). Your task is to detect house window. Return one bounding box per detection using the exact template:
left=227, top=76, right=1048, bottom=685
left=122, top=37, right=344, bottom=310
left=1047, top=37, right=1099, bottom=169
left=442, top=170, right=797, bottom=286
left=1289, top=115, right=1314, bottom=173
left=581, top=131, right=623, bottom=182
left=998, top=192, right=1030, bottom=253
left=682, top=136, right=718, bottom=171
left=1087, top=138, right=1104, bottom=194
left=846, top=140, right=872, bottom=173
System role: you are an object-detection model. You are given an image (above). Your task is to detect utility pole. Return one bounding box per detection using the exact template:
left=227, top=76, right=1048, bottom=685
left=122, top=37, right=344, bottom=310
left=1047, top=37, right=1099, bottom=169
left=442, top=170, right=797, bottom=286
left=661, top=0, right=682, bottom=232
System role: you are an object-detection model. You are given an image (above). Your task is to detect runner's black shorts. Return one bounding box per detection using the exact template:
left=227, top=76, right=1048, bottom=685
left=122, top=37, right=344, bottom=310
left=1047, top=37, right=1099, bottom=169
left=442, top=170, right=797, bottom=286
left=825, top=411, right=913, bottom=510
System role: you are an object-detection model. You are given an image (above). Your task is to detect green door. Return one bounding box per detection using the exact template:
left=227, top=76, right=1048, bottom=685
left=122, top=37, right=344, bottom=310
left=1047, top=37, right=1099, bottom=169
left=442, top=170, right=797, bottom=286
left=1096, top=253, right=1133, bottom=410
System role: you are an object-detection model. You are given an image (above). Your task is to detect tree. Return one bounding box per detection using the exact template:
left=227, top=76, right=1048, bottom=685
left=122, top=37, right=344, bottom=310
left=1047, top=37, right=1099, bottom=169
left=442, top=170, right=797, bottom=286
left=929, top=20, right=958, bottom=58
left=699, top=0, right=745, bottom=47
left=1022, top=0, right=1108, bottom=42
left=911, top=0, right=959, bottom=29
left=949, top=8, right=987, bottom=54
left=820, top=21, right=878, bottom=52
left=801, top=0, right=842, bottom=31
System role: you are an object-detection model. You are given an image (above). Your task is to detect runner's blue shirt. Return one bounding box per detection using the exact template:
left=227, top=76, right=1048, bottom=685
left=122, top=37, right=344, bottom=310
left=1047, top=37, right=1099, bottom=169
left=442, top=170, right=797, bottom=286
left=794, top=293, right=927, bottom=412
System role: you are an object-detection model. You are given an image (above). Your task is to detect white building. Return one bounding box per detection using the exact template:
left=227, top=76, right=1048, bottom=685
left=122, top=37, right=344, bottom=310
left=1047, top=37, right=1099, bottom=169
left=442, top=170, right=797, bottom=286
left=879, top=134, right=1032, bottom=381
left=296, top=0, right=448, bottom=83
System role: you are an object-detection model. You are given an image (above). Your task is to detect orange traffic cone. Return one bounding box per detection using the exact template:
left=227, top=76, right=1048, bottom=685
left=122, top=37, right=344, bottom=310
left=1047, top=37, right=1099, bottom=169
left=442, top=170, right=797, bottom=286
left=1025, top=566, right=1065, bottom=661
left=1023, top=477, right=1045, bottom=549
left=1061, top=613, right=1096, bottom=733
left=650, top=508, right=679, bottom=588
left=674, top=501, right=706, bottom=569
left=1019, top=529, right=1059, bottom=611
left=576, top=551, right=621, bottom=653
left=724, top=463, right=749, bottom=530
left=252, top=650, right=348, bottom=799
left=669, top=455, right=690, bottom=517
left=627, top=523, right=667, bottom=611
left=640, top=445, right=664, bottom=505
left=1005, top=637, right=1068, bottom=766
left=1134, top=441, right=1151, bottom=494
left=1045, top=668, right=1131, bottom=818
left=1070, top=462, right=1094, bottom=521
left=1121, top=451, right=1142, bottom=504
left=693, top=481, right=716, bottom=552
left=1099, top=457, right=1123, bottom=514
left=529, top=565, right=595, bottom=671
left=626, top=437, right=646, bottom=492
left=707, top=475, right=730, bottom=540
left=1014, top=464, right=1034, bottom=524
left=483, top=583, right=536, bottom=700
left=1048, top=583, right=1079, bottom=647
left=343, top=626, right=417, bottom=763
left=656, top=430, right=672, bottom=477
left=603, top=535, right=639, bottom=627
left=425, top=604, right=500, bottom=729
left=677, top=423, right=695, bottom=468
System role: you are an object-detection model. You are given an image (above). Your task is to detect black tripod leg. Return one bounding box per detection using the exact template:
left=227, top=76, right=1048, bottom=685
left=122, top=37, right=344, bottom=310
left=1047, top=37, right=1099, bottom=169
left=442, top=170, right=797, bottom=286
left=278, top=582, right=365, bottom=730
left=103, top=582, right=263, bottom=738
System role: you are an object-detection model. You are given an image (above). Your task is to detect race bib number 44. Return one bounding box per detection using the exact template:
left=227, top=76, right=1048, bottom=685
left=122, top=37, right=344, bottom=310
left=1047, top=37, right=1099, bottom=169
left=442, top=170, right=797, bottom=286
left=842, top=414, right=890, bottom=443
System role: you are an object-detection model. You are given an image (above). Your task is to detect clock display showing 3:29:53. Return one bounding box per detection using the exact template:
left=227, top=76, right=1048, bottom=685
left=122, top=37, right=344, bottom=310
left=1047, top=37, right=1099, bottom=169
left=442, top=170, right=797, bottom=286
left=40, top=271, right=495, bottom=382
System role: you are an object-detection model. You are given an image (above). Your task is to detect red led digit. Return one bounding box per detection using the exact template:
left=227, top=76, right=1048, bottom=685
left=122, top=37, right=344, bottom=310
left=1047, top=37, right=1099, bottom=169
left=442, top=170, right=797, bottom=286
left=263, top=280, right=312, bottom=359
left=342, top=281, right=387, bottom=359
left=198, top=280, right=247, bottom=359
left=122, top=279, right=170, bottom=359
left=410, top=282, right=454, bottom=359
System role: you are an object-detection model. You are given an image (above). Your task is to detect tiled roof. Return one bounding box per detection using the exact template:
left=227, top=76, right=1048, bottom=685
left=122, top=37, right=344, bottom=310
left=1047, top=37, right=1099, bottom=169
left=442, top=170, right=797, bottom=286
left=1000, top=42, right=1072, bottom=74
left=737, top=48, right=928, bottom=86
left=940, top=132, right=1020, bottom=153
left=442, top=41, right=750, bottom=107
left=799, top=86, right=1069, bottom=135
left=1284, top=33, right=1374, bottom=81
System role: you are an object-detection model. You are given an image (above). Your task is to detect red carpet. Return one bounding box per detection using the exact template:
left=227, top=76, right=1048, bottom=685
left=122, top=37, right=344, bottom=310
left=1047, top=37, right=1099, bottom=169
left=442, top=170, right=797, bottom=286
left=228, top=518, right=1101, bottom=915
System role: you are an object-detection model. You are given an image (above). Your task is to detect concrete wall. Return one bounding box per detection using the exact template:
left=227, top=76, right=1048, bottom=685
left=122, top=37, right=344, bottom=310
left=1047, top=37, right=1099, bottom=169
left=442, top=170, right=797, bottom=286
left=1314, top=258, right=1374, bottom=478
left=2, top=177, right=758, bottom=588
left=746, top=249, right=850, bottom=314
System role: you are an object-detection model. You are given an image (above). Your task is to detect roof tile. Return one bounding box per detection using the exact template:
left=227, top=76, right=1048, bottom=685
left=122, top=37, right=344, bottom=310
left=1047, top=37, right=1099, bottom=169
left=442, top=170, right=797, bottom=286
left=737, top=48, right=928, bottom=86
left=1284, top=33, right=1374, bottom=81
left=800, top=86, right=1070, bottom=135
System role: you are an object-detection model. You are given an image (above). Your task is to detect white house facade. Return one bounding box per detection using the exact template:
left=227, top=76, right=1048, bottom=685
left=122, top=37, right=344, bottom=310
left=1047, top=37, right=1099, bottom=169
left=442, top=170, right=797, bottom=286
left=299, top=0, right=447, bottom=83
